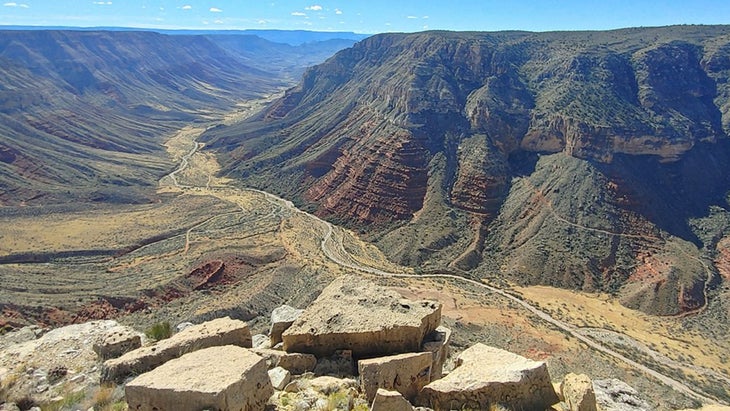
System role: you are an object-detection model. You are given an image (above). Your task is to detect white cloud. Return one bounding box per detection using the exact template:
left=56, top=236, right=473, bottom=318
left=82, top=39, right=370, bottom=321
left=291, top=11, right=306, bottom=16
left=305, top=5, right=322, bottom=11
left=335, top=8, right=342, bottom=15
left=407, top=15, right=418, bottom=19
left=423, top=15, right=429, bottom=19
left=257, top=19, right=267, bottom=24
left=423, top=25, right=429, bottom=29
left=214, top=19, right=224, bottom=24
left=92, top=1, right=112, bottom=4
left=209, top=7, right=222, bottom=12
left=2, top=2, right=17, bottom=6
left=182, top=5, right=192, bottom=10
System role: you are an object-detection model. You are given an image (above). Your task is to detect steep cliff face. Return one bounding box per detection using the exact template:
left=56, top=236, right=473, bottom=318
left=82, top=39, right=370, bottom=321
left=204, top=26, right=730, bottom=315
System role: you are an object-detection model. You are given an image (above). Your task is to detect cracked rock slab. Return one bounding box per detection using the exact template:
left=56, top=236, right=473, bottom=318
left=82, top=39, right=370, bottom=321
left=416, top=343, right=559, bottom=410
left=125, top=345, right=272, bottom=411
left=102, top=317, right=251, bottom=383
left=282, top=276, right=441, bottom=358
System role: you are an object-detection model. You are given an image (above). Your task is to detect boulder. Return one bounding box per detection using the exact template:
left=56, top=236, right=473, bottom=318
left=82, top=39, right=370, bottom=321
left=0, top=325, right=44, bottom=350
left=102, top=317, right=251, bottom=383
left=176, top=322, right=194, bottom=332
left=93, top=328, right=142, bottom=360
left=252, top=334, right=270, bottom=349
left=252, top=348, right=317, bottom=374
left=371, top=389, right=414, bottom=411
left=125, top=345, right=272, bottom=411
left=421, top=326, right=451, bottom=380
left=282, top=276, right=441, bottom=358
left=358, top=351, right=432, bottom=402
left=270, top=305, right=303, bottom=346
left=416, top=343, right=559, bottom=411
left=268, top=366, right=291, bottom=390
left=561, top=373, right=597, bottom=411
left=593, top=379, right=650, bottom=411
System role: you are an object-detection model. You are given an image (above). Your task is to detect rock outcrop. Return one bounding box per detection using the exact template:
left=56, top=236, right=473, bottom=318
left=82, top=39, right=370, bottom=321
left=282, top=276, right=441, bottom=358
left=269, top=305, right=303, bottom=346
left=561, top=373, right=598, bottom=411
left=92, top=328, right=142, bottom=360
left=358, top=351, right=432, bottom=402
left=416, top=343, right=559, bottom=410
left=125, top=345, right=272, bottom=411
left=0, top=276, right=675, bottom=411
left=0, top=320, right=136, bottom=403
left=593, top=379, right=650, bottom=411
left=102, top=317, right=251, bottom=383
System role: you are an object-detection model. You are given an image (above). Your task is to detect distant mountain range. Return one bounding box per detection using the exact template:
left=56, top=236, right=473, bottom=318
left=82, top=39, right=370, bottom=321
left=202, top=25, right=730, bottom=316
left=0, top=29, right=359, bottom=205
left=0, top=26, right=370, bottom=45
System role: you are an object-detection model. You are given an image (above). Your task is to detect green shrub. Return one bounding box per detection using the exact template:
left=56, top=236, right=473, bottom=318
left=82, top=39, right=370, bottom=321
left=144, top=321, right=172, bottom=341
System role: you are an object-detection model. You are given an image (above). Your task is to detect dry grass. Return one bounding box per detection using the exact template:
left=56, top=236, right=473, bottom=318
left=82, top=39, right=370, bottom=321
left=393, top=279, right=580, bottom=355
left=516, top=285, right=729, bottom=376
left=0, top=195, right=236, bottom=256
left=90, top=384, right=115, bottom=409
left=515, top=285, right=730, bottom=403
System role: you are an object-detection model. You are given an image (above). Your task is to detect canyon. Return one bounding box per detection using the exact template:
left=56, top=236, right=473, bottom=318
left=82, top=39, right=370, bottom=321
left=203, top=25, right=730, bottom=321
left=2, top=25, right=730, bottom=409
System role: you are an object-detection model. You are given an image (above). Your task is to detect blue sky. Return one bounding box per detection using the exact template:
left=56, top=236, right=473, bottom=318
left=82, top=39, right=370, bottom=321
left=1, top=1, right=729, bottom=34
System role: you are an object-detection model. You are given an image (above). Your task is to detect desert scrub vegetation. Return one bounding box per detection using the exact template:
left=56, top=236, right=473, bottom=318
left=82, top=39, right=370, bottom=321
left=91, top=383, right=116, bottom=409
left=144, top=321, right=172, bottom=341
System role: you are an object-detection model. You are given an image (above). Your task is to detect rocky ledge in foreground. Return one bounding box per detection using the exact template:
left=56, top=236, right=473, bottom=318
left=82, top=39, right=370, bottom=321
left=2, top=274, right=709, bottom=411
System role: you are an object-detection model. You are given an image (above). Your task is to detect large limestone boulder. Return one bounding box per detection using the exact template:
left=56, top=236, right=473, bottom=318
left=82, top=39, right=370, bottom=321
left=93, top=328, right=142, bottom=360
left=0, top=320, right=134, bottom=404
left=358, top=351, right=432, bottom=402
left=102, top=317, right=251, bottom=382
left=282, top=276, right=441, bottom=358
left=270, top=305, right=304, bottom=346
left=416, top=343, right=559, bottom=411
left=371, top=388, right=414, bottom=411
left=561, top=373, right=597, bottom=411
left=125, top=345, right=272, bottom=411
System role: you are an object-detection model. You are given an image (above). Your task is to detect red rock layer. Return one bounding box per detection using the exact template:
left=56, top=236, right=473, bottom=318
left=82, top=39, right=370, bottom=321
left=305, top=124, right=429, bottom=224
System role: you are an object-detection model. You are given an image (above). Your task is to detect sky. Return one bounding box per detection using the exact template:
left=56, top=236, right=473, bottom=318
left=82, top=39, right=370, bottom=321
left=0, top=1, right=729, bottom=34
